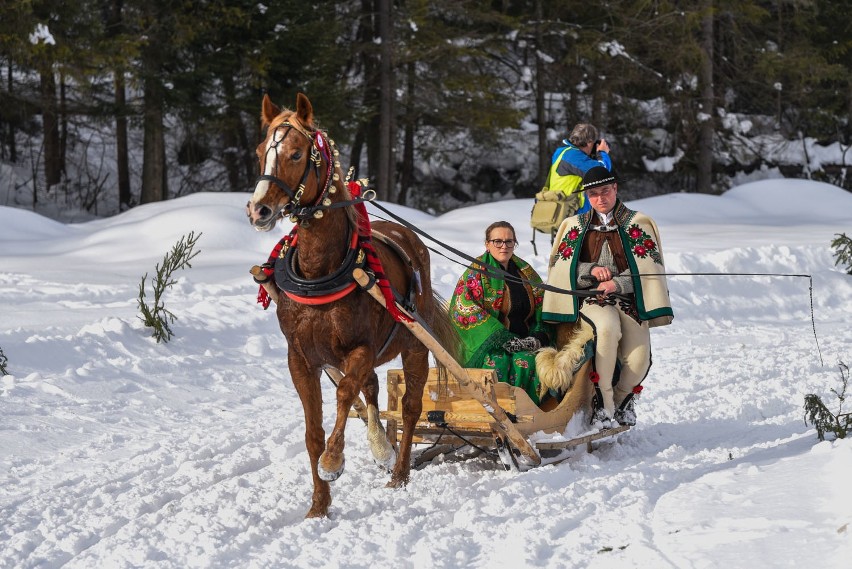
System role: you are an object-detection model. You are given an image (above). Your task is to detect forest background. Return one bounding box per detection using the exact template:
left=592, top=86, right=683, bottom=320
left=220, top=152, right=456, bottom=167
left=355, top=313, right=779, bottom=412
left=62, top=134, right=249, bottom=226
left=1, top=0, right=850, bottom=220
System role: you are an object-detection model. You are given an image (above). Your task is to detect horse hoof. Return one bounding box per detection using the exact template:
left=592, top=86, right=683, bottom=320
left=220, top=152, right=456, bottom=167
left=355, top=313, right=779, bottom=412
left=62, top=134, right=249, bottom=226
left=385, top=474, right=409, bottom=489
left=371, top=445, right=397, bottom=472
left=318, top=454, right=345, bottom=481
left=306, top=505, right=329, bottom=518
left=306, top=501, right=330, bottom=518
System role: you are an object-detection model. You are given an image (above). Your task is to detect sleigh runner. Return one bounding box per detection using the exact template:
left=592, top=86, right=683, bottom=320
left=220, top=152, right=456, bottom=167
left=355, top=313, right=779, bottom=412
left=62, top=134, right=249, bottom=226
left=378, top=366, right=629, bottom=470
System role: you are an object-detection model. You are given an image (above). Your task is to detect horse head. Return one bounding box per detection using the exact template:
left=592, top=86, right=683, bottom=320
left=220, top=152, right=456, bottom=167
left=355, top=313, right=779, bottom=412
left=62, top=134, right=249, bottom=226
left=247, top=93, right=333, bottom=231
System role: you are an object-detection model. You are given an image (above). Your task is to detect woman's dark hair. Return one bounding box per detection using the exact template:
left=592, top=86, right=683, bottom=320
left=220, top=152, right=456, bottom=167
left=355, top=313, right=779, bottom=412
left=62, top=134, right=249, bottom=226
left=485, top=221, right=516, bottom=242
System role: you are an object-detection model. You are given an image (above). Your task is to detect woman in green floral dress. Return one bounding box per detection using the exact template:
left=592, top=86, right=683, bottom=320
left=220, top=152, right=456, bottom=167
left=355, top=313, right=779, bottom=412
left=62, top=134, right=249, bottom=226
left=449, top=221, right=551, bottom=405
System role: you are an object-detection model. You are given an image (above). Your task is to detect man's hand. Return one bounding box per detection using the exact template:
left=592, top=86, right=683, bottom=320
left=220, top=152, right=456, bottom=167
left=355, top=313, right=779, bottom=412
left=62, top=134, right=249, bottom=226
left=595, top=280, right=618, bottom=300
left=503, top=336, right=542, bottom=354
left=591, top=266, right=612, bottom=282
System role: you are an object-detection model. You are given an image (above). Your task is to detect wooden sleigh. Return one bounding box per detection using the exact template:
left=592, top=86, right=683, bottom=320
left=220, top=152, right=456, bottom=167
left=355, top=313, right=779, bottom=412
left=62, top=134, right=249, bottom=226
left=343, top=268, right=629, bottom=471
left=253, top=265, right=628, bottom=472
left=376, top=365, right=629, bottom=470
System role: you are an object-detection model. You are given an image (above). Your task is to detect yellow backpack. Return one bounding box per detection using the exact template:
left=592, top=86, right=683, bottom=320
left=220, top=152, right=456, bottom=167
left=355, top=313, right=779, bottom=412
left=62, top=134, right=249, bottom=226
left=529, top=147, right=581, bottom=254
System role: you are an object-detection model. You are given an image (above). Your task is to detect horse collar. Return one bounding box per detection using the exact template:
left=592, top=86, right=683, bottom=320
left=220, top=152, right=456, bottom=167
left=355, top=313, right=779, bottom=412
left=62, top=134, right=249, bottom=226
left=273, top=226, right=365, bottom=304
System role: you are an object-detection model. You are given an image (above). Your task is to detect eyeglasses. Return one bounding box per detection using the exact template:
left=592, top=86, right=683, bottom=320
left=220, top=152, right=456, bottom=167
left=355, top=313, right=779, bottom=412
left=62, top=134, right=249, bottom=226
left=487, top=239, right=517, bottom=248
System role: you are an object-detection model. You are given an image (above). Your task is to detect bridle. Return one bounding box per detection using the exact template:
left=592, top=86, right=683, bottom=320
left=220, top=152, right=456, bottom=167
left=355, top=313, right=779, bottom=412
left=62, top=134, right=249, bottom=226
left=253, top=120, right=338, bottom=223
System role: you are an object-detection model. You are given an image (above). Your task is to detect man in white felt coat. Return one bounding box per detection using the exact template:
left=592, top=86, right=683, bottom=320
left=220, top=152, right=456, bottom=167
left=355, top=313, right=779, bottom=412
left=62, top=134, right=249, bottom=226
left=541, top=166, right=674, bottom=427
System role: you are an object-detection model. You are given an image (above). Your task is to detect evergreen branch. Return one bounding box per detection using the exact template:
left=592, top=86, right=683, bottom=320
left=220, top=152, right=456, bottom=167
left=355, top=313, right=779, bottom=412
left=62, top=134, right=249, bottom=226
left=137, top=232, right=202, bottom=343
left=0, top=346, right=8, bottom=375
left=804, top=361, right=851, bottom=441
left=831, top=233, right=852, bottom=275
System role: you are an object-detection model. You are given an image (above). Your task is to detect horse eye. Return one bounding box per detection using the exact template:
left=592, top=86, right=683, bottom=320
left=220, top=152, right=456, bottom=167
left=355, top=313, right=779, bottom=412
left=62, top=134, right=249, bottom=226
left=291, top=151, right=302, bottom=161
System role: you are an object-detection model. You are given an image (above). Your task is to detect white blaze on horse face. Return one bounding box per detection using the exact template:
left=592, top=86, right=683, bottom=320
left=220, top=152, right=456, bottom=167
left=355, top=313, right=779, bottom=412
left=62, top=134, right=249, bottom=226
left=251, top=135, right=281, bottom=205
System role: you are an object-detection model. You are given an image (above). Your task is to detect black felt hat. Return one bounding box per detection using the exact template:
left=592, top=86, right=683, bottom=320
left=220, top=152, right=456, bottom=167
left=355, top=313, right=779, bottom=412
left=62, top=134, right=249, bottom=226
left=580, top=166, right=617, bottom=192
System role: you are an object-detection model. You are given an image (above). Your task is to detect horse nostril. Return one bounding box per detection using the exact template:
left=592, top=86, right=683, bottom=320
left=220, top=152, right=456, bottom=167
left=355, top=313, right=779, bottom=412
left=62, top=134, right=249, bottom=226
left=258, top=205, right=272, bottom=218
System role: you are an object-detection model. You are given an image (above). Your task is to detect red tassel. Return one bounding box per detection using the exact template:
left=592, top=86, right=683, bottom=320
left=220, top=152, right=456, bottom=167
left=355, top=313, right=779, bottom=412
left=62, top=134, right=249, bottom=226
left=589, top=371, right=600, bottom=384
left=633, top=385, right=643, bottom=394
left=257, top=286, right=271, bottom=309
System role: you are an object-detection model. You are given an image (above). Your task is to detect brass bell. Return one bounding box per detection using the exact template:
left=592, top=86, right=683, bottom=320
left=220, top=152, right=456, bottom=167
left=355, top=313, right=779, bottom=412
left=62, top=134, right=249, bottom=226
left=313, top=210, right=324, bottom=219
left=323, top=198, right=332, bottom=206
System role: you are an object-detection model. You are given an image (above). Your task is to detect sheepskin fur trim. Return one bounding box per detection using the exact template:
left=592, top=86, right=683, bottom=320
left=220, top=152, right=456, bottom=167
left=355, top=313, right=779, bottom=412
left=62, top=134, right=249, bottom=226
left=536, top=320, right=594, bottom=392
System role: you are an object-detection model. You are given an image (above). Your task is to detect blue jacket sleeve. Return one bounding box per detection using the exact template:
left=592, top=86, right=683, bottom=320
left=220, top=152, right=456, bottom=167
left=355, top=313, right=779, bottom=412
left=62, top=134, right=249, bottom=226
left=555, top=148, right=612, bottom=177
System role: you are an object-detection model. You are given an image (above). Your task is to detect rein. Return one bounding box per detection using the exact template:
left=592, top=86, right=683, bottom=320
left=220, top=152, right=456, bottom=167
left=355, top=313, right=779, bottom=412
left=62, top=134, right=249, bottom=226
left=253, top=130, right=824, bottom=366
left=358, top=197, right=825, bottom=366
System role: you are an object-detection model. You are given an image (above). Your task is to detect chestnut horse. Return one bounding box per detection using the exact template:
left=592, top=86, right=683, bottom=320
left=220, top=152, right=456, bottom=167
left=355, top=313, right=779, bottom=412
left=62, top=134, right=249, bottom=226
left=246, top=93, right=459, bottom=518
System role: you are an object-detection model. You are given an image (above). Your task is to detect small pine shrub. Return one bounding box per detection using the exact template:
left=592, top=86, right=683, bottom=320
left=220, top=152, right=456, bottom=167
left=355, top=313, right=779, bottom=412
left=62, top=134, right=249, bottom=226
left=0, top=346, right=8, bottom=375
left=137, top=231, right=202, bottom=343
left=804, top=361, right=851, bottom=441
left=831, top=233, right=852, bottom=275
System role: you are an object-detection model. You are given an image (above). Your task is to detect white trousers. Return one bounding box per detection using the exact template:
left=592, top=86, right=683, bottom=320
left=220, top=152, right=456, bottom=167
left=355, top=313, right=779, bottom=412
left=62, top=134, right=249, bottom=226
left=580, top=302, right=651, bottom=417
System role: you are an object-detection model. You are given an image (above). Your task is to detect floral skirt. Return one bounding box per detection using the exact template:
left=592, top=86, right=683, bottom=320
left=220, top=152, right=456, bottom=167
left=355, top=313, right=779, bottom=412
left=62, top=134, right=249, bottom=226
left=482, top=350, right=541, bottom=405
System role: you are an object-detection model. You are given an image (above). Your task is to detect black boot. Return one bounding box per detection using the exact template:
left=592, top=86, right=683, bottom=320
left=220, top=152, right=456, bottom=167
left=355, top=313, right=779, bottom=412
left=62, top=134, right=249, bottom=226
left=614, top=398, right=636, bottom=426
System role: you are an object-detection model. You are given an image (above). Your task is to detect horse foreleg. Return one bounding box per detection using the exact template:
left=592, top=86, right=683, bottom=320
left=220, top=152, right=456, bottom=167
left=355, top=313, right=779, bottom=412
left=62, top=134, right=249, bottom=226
left=289, top=355, right=330, bottom=518
left=362, top=370, right=396, bottom=471
left=318, top=345, right=374, bottom=482
left=389, top=347, right=429, bottom=488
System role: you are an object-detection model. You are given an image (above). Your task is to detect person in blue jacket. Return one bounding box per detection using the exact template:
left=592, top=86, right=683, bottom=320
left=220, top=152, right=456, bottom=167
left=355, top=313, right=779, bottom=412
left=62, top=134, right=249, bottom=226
left=546, top=123, right=612, bottom=215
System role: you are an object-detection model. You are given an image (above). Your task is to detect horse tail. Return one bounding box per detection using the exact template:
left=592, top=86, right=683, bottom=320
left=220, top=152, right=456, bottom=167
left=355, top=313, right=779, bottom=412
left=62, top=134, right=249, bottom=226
left=422, top=290, right=462, bottom=386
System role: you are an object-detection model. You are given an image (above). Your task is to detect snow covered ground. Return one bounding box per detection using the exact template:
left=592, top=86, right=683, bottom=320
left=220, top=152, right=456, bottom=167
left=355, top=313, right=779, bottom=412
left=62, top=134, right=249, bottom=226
left=1, top=179, right=851, bottom=568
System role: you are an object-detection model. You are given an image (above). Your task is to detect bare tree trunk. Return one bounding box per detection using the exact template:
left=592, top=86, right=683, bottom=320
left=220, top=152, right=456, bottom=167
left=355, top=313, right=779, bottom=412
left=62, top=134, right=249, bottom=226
left=221, top=74, right=242, bottom=192
left=59, top=74, right=67, bottom=180
left=397, top=61, right=415, bottom=206
left=6, top=65, right=17, bottom=162
left=40, top=69, right=61, bottom=190
left=114, top=72, right=131, bottom=208
left=534, top=0, right=548, bottom=187
left=359, top=0, right=380, bottom=192
left=377, top=0, right=393, bottom=202
left=697, top=0, right=715, bottom=193
left=139, top=1, right=168, bottom=205
left=106, top=0, right=131, bottom=209
left=140, top=77, right=167, bottom=204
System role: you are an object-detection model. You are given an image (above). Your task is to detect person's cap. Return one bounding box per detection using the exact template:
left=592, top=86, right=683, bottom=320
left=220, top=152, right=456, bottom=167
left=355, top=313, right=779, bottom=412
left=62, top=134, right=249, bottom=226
left=580, top=166, right=617, bottom=192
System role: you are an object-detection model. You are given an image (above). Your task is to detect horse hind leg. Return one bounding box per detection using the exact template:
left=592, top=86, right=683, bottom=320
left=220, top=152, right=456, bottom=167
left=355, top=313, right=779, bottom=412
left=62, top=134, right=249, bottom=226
left=388, top=347, right=429, bottom=488
left=362, top=370, right=396, bottom=471
left=318, top=346, right=374, bottom=482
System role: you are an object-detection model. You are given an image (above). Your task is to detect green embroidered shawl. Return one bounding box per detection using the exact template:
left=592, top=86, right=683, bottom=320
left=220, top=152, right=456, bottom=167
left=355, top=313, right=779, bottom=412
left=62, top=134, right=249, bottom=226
left=450, top=253, right=548, bottom=367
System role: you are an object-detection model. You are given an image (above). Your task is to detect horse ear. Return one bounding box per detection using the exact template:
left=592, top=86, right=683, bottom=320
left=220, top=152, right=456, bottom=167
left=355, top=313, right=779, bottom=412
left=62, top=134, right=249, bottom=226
left=295, top=93, right=314, bottom=127
left=261, top=94, right=280, bottom=128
